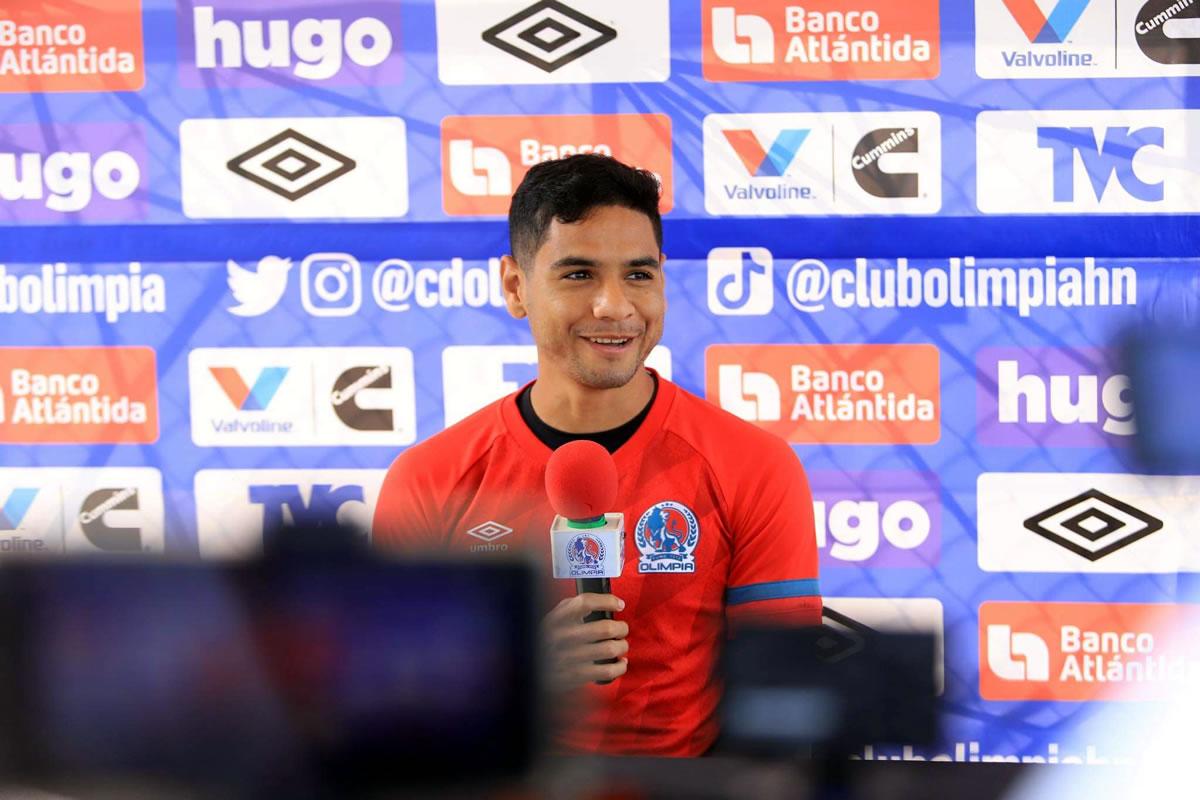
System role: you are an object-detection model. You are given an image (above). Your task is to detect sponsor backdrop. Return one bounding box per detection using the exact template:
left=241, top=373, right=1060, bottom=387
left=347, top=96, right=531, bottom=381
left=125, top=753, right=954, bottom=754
left=1, top=0, right=1199, bottom=766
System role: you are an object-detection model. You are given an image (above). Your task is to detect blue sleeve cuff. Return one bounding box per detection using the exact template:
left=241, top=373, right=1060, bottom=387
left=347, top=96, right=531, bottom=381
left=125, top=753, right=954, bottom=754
left=726, top=579, right=821, bottom=606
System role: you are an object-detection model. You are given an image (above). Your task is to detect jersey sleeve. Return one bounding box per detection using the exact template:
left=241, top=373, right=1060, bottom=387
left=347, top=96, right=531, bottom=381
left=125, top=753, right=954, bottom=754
left=372, top=447, right=446, bottom=552
left=723, top=437, right=822, bottom=628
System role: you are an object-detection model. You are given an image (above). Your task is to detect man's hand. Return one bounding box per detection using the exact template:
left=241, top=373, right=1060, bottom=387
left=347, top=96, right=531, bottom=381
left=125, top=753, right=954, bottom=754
left=543, top=593, right=629, bottom=691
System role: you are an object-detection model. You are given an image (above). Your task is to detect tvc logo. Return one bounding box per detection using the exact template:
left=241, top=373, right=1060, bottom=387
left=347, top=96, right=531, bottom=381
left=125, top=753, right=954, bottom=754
left=249, top=483, right=365, bottom=531
left=710, top=7, right=773, bottom=64
left=1037, top=126, right=1164, bottom=202
left=195, top=469, right=385, bottom=558
left=977, top=110, right=1196, bottom=213
left=986, top=624, right=1051, bottom=682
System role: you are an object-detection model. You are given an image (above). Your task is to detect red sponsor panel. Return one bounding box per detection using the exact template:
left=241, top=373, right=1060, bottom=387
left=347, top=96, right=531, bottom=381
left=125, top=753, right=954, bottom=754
left=0, top=1, right=145, bottom=93
left=979, top=602, right=1200, bottom=702
left=704, top=344, right=939, bottom=444
left=441, top=114, right=673, bottom=216
left=0, top=347, right=158, bottom=443
left=702, top=0, right=939, bottom=82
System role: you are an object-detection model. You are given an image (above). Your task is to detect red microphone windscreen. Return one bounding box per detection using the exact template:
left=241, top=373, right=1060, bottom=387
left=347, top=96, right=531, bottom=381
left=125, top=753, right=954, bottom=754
left=544, top=440, right=618, bottom=520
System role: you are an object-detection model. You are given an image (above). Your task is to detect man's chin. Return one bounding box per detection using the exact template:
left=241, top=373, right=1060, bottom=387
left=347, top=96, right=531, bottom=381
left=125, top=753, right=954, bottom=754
left=570, top=359, right=643, bottom=390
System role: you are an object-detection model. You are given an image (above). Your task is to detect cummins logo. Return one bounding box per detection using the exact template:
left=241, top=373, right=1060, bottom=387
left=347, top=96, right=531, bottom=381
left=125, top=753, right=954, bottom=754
left=78, top=486, right=145, bottom=552
left=1135, top=0, right=1200, bottom=65
left=481, top=0, right=616, bottom=72
left=852, top=127, right=919, bottom=198
left=331, top=365, right=394, bottom=432
left=1023, top=488, right=1163, bottom=561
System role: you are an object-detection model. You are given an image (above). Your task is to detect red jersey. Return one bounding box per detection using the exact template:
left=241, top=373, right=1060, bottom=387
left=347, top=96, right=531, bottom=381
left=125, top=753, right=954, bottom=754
left=373, top=373, right=821, bottom=757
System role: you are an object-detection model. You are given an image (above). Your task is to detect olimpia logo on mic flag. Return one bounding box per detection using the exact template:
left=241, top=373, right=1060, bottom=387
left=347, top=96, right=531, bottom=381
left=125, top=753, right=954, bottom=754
left=635, top=501, right=700, bottom=573
left=565, top=532, right=606, bottom=577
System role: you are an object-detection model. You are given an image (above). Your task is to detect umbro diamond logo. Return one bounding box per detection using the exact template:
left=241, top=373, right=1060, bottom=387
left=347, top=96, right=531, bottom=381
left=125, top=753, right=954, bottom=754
left=481, top=1, right=617, bottom=73
left=1023, top=488, right=1163, bottom=561
left=466, top=520, right=513, bottom=542
left=226, top=129, right=356, bottom=201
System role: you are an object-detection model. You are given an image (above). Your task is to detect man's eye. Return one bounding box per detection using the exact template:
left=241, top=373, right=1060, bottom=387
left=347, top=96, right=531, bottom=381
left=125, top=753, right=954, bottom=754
left=563, top=270, right=590, bottom=280
left=628, top=271, right=654, bottom=280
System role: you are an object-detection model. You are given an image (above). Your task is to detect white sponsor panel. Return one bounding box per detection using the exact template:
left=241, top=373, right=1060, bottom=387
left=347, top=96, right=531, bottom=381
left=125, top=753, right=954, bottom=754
left=189, top=347, right=416, bottom=447
left=976, top=0, right=1200, bottom=79
left=436, top=0, right=669, bottom=85
left=824, top=596, right=945, bottom=694
left=180, top=116, right=408, bottom=219
left=0, top=467, right=164, bottom=556
left=441, top=344, right=672, bottom=427
left=704, top=111, right=941, bottom=216
left=977, top=472, right=1200, bottom=573
left=195, top=469, right=385, bottom=559
left=976, top=109, right=1200, bottom=213
left=974, top=0, right=1114, bottom=79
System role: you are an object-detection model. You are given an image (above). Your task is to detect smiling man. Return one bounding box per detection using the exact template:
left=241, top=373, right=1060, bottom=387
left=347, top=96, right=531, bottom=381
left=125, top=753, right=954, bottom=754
left=373, top=154, right=820, bottom=757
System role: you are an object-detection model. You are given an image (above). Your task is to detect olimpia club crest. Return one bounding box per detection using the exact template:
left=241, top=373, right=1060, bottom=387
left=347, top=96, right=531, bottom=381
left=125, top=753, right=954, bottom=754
left=566, top=532, right=606, bottom=577
left=635, top=501, right=699, bottom=573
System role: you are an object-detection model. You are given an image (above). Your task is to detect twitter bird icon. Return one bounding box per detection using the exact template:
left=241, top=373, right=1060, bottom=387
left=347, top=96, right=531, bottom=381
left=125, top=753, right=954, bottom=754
left=227, top=256, right=292, bottom=317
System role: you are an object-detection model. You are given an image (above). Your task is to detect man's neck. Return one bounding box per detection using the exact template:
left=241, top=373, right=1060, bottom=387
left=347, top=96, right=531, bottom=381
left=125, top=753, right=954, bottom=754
left=529, top=368, right=655, bottom=433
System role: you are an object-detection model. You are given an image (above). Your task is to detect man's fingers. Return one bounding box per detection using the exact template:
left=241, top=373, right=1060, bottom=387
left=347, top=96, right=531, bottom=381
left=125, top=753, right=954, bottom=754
left=552, top=619, right=628, bottom=648
left=575, top=592, right=625, bottom=616
left=556, top=638, right=629, bottom=666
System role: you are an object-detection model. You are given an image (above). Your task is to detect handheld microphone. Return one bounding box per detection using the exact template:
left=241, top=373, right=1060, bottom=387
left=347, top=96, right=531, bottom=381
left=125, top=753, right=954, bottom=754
left=545, top=441, right=625, bottom=682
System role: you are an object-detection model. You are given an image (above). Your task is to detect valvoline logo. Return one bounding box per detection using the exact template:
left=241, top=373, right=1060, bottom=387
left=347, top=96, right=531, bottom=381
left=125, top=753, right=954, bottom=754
left=209, top=366, right=289, bottom=411
left=0, top=488, right=38, bottom=530
left=1002, top=0, right=1091, bottom=43
left=635, top=501, right=700, bottom=573
left=722, top=129, right=809, bottom=177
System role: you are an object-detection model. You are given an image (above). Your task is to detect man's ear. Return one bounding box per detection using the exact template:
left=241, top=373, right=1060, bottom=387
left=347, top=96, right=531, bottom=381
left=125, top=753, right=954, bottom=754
left=500, top=255, right=527, bottom=319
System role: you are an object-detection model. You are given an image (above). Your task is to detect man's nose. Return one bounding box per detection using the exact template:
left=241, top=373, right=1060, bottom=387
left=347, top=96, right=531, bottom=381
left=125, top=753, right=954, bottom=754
left=593, top=276, right=635, bottom=320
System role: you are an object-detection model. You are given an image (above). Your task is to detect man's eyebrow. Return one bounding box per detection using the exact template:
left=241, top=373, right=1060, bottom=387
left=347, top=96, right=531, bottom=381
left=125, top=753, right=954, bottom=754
left=550, top=255, right=661, bottom=269
left=551, top=256, right=599, bottom=269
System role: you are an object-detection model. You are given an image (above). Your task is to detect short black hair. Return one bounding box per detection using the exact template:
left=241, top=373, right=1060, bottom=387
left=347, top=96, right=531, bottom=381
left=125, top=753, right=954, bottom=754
left=508, top=153, right=662, bottom=266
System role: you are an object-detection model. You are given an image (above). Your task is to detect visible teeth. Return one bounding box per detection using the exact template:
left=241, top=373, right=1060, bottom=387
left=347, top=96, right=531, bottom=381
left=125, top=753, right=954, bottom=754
left=589, top=338, right=628, bottom=344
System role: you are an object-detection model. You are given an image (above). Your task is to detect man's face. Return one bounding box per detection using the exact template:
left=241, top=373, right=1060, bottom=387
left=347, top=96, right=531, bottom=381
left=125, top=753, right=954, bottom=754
left=503, top=205, right=665, bottom=390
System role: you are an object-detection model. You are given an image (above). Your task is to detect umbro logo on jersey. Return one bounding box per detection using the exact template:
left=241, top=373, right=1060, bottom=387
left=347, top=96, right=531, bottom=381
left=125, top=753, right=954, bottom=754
left=467, top=520, right=513, bottom=552
left=226, top=129, right=357, bottom=201
left=467, top=520, right=513, bottom=542
left=482, top=1, right=617, bottom=73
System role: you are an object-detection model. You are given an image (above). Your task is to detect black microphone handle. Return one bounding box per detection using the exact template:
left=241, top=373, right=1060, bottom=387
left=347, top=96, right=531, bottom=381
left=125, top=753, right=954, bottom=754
left=576, top=577, right=612, bottom=622
left=575, top=577, right=617, bottom=683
